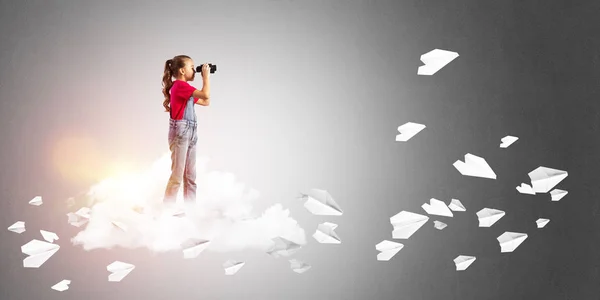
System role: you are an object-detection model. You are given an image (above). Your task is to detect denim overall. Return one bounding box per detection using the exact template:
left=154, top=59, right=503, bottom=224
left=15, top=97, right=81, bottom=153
left=163, top=95, right=198, bottom=203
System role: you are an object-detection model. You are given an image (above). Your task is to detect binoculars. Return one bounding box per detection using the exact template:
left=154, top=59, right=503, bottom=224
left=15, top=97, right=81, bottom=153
left=195, top=64, right=217, bottom=75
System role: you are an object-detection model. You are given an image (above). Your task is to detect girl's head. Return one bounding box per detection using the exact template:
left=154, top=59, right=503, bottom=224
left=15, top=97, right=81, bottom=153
left=162, top=55, right=196, bottom=112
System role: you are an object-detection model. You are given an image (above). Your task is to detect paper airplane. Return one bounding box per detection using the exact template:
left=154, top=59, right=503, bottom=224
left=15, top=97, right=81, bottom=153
left=289, top=259, right=311, bottom=274
left=454, top=255, right=476, bottom=271
left=448, top=199, right=466, bottom=211
left=390, top=211, right=429, bottom=239
left=476, top=208, right=505, bottom=227
left=497, top=232, right=528, bottom=253
left=422, top=198, right=453, bottom=217
left=299, top=189, right=343, bottom=216
left=223, top=260, right=245, bottom=275
left=500, top=135, right=519, bottom=148
left=516, top=183, right=535, bottom=195
left=536, top=218, right=550, bottom=228
left=417, top=49, right=459, bottom=75
left=111, top=221, right=127, bottom=232
left=453, top=153, right=497, bottom=179
left=528, top=166, right=568, bottom=193
left=433, top=221, right=447, bottom=230
left=550, top=189, right=568, bottom=201
left=21, top=239, right=60, bottom=268
left=8, top=221, right=25, bottom=234
left=182, top=239, right=211, bottom=259
left=40, top=230, right=59, bottom=243
left=51, top=280, right=70, bottom=292
left=107, top=261, right=135, bottom=282
left=29, top=196, right=43, bottom=206
left=376, top=240, right=404, bottom=261
left=313, top=222, right=341, bottom=244
left=67, top=207, right=91, bottom=227
left=266, top=237, right=301, bottom=258
left=395, top=122, right=426, bottom=142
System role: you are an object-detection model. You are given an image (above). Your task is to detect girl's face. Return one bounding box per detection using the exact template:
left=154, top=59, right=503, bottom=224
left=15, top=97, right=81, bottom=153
left=180, top=59, right=196, bottom=81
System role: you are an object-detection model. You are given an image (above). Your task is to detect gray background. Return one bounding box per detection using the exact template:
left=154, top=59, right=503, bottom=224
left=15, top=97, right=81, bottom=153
left=1, top=0, right=599, bottom=299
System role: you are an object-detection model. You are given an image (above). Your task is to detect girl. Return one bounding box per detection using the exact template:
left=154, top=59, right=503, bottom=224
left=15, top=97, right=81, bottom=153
left=161, top=55, right=211, bottom=204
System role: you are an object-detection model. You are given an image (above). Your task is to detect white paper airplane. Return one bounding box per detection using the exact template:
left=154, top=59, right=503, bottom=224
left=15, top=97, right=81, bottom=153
left=299, top=189, right=343, bottom=216
left=181, top=239, right=211, bottom=259
left=500, top=135, right=519, bottom=148
left=453, top=153, right=497, bottom=179
left=390, top=211, right=429, bottom=239
left=111, top=221, right=127, bottom=232
left=8, top=221, right=25, bottom=234
left=67, top=207, right=91, bottom=227
left=417, top=49, right=459, bottom=75
left=376, top=240, right=404, bottom=261
left=29, top=196, right=43, bottom=206
left=454, top=255, right=476, bottom=271
left=422, top=198, right=454, bottom=217
left=516, top=183, right=535, bottom=195
left=536, top=218, right=550, bottom=228
left=223, top=260, right=245, bottom=275
left=396, top=122, right=426, bottom=142
left=448, top=199, right=466, bottom=211
left=433, top=221, right=447, bottom=230
left=550, top=189, right=568, bottom=201
left=476, top=208, right=505, bottom=227
left=21, top=239, right=60, bottom=268
left=313, top=222, right=341, bottom=244
left=289, top=259, right=311, bottom=274
left=107, top=261, right=135, bottom=282
left=497, top=232, right=528, bottom=253
left=40, top=230, right=59, bottom=243
left=267, top=237, right=301, bottom=258
left=51, top=280, right=70, bottom=292
left=528, top=167, right=568, bottom=193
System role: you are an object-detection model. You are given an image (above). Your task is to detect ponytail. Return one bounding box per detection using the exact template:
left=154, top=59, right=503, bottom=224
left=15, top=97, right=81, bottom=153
left=162, top=59, right=174, bottom=112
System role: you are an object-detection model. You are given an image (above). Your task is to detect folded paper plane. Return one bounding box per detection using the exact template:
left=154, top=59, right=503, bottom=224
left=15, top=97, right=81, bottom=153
left=448, top=199, right=466, bottom=211
left=267, top=237, right=301, bottom=258
left=299, top=189, right=343, bottom=216
left=182, top=239, right=211, bottom=259
left=528, top=167, right=568, bottom=193
left=8, top=221, right=25, bottom=234
left=433, top=221, right=447, bottom=230
left=417, top=49, right=459, bottom=75
left=289, top=259, right=311, bottom=273
left=500, top=136, right=519, bottom=148
left=223, top=260, right=245, bottom=275
left=376, top=240, right=404, bottom=261
left=51, top=280, right=70, bottom=292
left=550, top=189, right=568, bottom=201
left=454, top=255, right=476, bottom=271
left=29, top=196, right=43, bottom=206
left=313, top=222, right=341, bottom=244
left=453, top=153, right=496, bottom=179
left=422, top=198, right=453, bottom=217
left=107, top=261, right=135, bottom=282
left=390, top=211, right=429, bottom=239
left=497, top=232, right=527, bottom=253
left=476, top=208, right=505, bottom=227
left=396, top=122, right=426, bottom=142
left=516, top=183, right=535, bottom=195
left=40, top=230, right=59, bottom=243
left=536, top=218, right=550, bottom=228
left=21, top=239, right=60, bottom=268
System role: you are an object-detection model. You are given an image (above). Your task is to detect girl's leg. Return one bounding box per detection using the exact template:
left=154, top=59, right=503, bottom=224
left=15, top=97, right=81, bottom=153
left=164, top=122, right=191, bottom=203
left=183, top=126, right=198, bottom=203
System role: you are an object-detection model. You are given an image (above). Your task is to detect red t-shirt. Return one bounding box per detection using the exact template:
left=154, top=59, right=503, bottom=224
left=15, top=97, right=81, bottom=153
left=169, top=80, right=200, bottom=119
